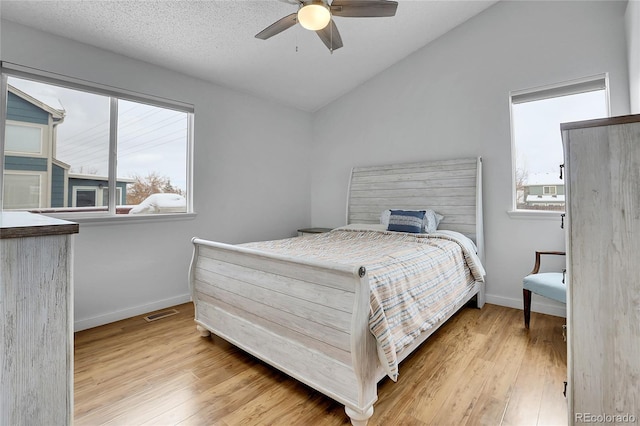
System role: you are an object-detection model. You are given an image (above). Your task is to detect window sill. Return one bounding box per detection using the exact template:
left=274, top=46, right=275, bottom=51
left=507, top=210, right=564, bottom=220
left=43, top=212, right=197, bottom=226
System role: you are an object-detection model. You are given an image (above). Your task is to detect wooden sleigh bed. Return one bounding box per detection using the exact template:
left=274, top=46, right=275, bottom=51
left=189, top=157, right=485, bottom=425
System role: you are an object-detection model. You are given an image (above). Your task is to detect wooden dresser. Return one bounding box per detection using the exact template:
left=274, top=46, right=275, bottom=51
left=0, top=212, right=79, bottom=425
left=562, top=114, right=640, bottom=424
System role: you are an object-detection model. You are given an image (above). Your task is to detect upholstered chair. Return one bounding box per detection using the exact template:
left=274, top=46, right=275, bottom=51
left=523, top=251, right=566, bottom=329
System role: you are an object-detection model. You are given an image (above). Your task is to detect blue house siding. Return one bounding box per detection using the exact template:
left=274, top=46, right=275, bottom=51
left=7, top=92, right=49, bottom=125
left=51, top=163, right=66, bottom=207
left=117, top=182, right=128, bottom=204
left=4, top=155, right=48, bottom=171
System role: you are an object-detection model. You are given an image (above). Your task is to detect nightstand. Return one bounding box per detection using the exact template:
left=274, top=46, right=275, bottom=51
left=297, top=227, right=333, bottom=237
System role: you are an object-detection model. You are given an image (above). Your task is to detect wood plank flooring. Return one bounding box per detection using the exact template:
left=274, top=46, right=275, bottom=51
left=74, top=303, right=567, bottom=425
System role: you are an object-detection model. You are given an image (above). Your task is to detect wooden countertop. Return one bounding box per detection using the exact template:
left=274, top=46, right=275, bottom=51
left=0, top=212, right=79, bottom=239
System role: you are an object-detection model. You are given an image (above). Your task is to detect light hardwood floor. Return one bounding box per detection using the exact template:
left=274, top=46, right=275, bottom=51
left=74, top=302, right=567, bottom=425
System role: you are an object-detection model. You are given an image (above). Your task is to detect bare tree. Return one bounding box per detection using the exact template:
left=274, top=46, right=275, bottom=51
left=127, top=172, right=184, bottom=205
left=70, top=166, right=99, bottom=175
left=515, top=166, right=528, bottom=208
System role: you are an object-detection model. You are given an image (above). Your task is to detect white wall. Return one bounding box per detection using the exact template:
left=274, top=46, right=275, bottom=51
left=311, top=1, right=630, bottom=317
left=627, top=0, right=640, bottom=113
left=1, top=1, right=631, bottom=329
left=1, top=20, right=313, bottom=330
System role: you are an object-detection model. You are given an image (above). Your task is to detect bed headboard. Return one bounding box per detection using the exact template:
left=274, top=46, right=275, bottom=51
left=346, top=157, right=484, bottom=262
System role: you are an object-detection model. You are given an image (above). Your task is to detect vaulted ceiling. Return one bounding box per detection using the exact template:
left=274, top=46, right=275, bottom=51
left=0, top=0, right=499, bottom=111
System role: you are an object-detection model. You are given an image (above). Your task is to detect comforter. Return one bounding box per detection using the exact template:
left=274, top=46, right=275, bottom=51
left=242, top=225, right=486, bottom=380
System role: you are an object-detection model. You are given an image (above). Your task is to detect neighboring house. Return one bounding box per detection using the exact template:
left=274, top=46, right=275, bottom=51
left=67, top=174, right=132, bottom=208
left=523, top=172, right=565, bottom=208
left=3, top=85, right=130, bottom=210
left=4, top=85, right=66, bottom=209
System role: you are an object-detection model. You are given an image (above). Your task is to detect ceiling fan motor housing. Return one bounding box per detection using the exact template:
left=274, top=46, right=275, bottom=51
left=297, top=1, right=331, bottom=31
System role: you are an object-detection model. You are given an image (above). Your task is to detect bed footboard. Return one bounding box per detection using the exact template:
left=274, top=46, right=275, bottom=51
left=189, top=237, right=379, bottom=425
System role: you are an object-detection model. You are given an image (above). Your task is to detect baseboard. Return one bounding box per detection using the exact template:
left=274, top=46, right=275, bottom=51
left=75, top=292, right=564, bottom=332
left=485, top=293, right=566, bottom=318
left=74, top=293, right=192, bottom=332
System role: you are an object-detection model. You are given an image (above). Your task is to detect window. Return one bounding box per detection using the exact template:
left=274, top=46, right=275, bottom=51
left=3, top=172, right=42, bottom=209
left=510, top=75, right=609, bottom=212
left=101, top=187, right=123, bottom=207
left=5, top=123, right=43, bottom=154
left=1, top=63, right=193, bottom=218
left=71, top=186, right=123, bottom=207
left=73, top=188, right=97, bottom=208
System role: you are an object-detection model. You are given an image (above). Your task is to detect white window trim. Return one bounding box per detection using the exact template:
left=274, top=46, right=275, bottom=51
left=47, top=211, right=198, bottom=226
left=71, top=186, right=98, bottom=208
left=3, top=170, right=45, bottom=209
left=0, top=62, right=196, bottom=222
left=103, top=187, right=123, bottom=206
left=507, top=209, right=565, bottom=221
left=508, top=73, right=611, bottom=217
left=543, top=186, right=557, bottom=195
left=1, top=62, right=194, bottom=113
left=71, top=185, right=123, bottom=208
left=0, top=73, right=7, bottom=209
left=4, top=122, right=45, bottom=156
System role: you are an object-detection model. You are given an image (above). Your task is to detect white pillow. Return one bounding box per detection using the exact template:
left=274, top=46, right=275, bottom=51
left=380, top=209, right=443, bottom=233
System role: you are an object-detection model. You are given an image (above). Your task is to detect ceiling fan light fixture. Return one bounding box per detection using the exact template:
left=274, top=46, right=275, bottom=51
left=297, top=2, right=331, bottom=31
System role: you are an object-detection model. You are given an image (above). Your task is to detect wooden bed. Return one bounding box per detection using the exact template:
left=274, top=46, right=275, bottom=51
left=189, top=157, right=485, bottom=425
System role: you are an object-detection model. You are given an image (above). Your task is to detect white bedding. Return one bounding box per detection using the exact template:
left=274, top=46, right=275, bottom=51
left=242, top=225, right=486, bottom=380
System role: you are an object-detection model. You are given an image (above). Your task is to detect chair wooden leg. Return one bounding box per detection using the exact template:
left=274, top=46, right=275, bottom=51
left=523, top=288, right=532, bottom=329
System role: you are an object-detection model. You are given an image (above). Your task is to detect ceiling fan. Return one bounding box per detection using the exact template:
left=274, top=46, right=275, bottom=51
left=255, top=0, right=399, bottom=52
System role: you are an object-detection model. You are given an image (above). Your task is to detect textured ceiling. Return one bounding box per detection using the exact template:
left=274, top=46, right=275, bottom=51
left=0, top=0, right=498, bottom=112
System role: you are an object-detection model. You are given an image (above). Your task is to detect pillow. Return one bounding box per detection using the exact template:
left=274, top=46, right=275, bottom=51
left=424, top=210, right=444, bottom=234
left=387, top=210, right=426, bottom=233
left=380, top=209, right=392, bottom=226
left=380, top=209, right=444, bottom=233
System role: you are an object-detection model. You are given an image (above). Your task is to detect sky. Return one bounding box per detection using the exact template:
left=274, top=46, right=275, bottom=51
left=8, top=76, right=189, bottom=192
left=512, top=89, right=608, bottom=184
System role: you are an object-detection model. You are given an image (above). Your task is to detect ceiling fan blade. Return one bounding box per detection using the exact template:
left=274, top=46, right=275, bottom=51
left=330, top=0, right=398, bottom=17
left=316, top=19, right=343, bottom=51
left=255, top=13, right=298, bottom=40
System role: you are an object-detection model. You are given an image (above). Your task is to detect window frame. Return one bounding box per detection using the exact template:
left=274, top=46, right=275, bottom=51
left=508, top=73, right=611, bottom=219
left=72, top=187, right=98, bottom=208
left=5, top=122, right=44, bottom=156
left=71, top=185, right=123, bottom=208
left=3, top=170, right=45, bottom=209
left=0, top=62, right=196, bottom=223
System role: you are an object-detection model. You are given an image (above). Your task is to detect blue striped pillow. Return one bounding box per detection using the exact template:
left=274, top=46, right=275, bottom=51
left=387, top=210, right=426, bottom=233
